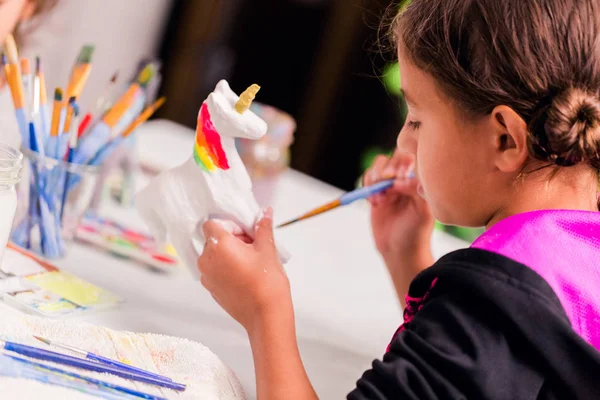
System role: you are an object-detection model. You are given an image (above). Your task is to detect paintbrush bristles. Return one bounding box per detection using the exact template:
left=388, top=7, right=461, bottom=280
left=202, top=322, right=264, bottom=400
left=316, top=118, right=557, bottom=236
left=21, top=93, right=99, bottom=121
left=33, top=335, right=51, bottom=346
left=235, top=84, right=260, bottom=114
left=276, top=219, right=298, bottom=229
left=137, top=64, right=155, bottom=88
left=276, top=199, right=341, bottom=228
left=76, top=45, right=95, bottom=64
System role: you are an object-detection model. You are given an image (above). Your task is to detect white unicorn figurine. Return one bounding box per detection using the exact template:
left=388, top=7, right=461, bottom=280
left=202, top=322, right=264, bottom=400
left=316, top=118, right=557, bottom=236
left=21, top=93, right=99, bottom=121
left=136, top=80, right=290, bottom=278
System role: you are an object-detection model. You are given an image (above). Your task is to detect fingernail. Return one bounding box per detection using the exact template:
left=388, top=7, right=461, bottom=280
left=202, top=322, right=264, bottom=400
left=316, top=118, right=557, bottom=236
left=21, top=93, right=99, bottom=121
left=258, top=207, right=273, bottom=223
left=383, top=167, right=395, bottom=180
left=263, top=207, right=273, bottom=219
left=370, top=169, right=378, bottom=182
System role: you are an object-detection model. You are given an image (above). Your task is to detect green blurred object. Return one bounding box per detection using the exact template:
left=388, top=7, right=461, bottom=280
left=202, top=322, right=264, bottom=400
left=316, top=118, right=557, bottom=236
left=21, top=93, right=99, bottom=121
left=400, top=0, right=412, bottom=10
left=360, top=146, right=392, bottom=172
left=382, top=63, right=401, bottom=96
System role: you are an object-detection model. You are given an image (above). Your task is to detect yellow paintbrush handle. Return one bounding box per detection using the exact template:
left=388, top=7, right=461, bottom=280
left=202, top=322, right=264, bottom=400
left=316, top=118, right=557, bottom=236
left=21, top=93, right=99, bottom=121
left=121, top=97, right=166, bottom=138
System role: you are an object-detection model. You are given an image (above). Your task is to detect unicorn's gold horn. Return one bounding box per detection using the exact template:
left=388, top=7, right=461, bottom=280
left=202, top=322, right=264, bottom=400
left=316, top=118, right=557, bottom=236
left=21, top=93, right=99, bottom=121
left=235, top=84, right=260, bottom=114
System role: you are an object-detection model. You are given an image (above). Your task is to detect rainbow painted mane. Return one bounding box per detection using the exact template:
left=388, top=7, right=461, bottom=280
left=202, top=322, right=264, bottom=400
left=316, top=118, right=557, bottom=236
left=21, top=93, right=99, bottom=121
left=194, top=103, right=230, bottom=171
left=192, top=83, right=260, bottom=172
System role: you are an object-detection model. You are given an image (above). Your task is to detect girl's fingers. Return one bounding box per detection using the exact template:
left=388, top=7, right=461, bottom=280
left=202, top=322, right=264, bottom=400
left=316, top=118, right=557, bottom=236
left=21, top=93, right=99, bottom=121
left=365, top=151, right=417, bottom=207
left=364, top=155, right=389, bottom=186
left=387, top=150, right=415, bottom=179
left=373, top=179, right=420, bottom=208
left=392, top=177, right=419, bottom=196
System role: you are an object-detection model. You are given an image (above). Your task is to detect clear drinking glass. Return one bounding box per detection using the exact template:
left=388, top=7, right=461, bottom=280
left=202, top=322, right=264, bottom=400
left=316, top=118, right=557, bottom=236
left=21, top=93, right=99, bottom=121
left=237, top=102, right=296, bottom=206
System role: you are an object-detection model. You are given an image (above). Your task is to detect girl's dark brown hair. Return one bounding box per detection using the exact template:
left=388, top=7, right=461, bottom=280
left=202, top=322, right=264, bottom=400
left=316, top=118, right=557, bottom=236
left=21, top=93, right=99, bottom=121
left=393, top=0, right=600, bottom=170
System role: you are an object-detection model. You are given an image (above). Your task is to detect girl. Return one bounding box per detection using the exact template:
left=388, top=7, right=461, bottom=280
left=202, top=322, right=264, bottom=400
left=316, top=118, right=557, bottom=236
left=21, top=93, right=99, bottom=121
left=0, top=0, right=57, bottom=148
left=198, top=0, right=600, bottom=398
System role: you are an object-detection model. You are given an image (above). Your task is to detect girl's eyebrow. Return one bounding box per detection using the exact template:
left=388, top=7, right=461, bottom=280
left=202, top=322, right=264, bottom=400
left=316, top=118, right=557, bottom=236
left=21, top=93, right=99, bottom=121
left=400, top=89, right=418, bottom=108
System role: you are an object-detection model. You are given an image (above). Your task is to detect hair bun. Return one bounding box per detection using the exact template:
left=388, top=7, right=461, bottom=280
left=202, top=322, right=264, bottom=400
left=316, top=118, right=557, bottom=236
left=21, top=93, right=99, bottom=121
left=530, top=88, right=600, bottom=167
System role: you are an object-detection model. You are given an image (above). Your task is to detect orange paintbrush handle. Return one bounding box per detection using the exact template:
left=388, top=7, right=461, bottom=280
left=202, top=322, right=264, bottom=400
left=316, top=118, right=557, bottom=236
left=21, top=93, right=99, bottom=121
left=276, top=199, right=342, bottom=228
left=102, top=83, right=139, bottom=127
left=50, top=101, right=63, bottom=137
left=66, top=64, right=91, bottom=99
left=121, top=97, right=166, bottom=138
left=63, top=105, right=74, bottom=133
left=4, top=64, right=24, bottom=109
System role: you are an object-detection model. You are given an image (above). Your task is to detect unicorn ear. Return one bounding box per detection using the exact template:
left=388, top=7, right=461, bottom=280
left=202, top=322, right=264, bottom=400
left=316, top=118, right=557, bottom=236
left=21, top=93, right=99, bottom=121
left=215, top=80, right=230, bottom=93
left=214, top=80, right=239, bottom=104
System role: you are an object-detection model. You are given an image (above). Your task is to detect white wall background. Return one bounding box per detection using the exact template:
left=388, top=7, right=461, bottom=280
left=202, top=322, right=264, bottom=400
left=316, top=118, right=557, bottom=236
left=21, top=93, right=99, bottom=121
left=21, top=0, right=174, bottom=112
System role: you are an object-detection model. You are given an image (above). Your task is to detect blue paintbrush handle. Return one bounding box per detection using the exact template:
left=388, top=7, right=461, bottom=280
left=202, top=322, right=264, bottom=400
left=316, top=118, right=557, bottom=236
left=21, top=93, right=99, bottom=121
left=15, top=108, right=29, bottom=148
left=339, top=171, right=416, bottom=205
left=5, top=354, right=167, bottom=400
left=339, top=179, right=395, bottom=205
left=86, top=352, right=173, bottom=383
left=3, top=342, right=186, bottom=391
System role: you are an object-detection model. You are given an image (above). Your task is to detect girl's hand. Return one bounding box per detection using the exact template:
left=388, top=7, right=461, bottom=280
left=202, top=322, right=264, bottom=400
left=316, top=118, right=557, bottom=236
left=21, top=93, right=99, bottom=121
left=365, top=149, right=435, bottom=263
left=197, top=208, right=292, bottom=333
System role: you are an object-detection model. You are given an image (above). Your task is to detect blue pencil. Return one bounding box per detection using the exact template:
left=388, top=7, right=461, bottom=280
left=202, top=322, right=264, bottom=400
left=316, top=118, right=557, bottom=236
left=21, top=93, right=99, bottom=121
left=277, top=172, right=416, bottom=228
left=3, top=353, right=167, bottom=400
left=0, top=340, right=186, bottom=391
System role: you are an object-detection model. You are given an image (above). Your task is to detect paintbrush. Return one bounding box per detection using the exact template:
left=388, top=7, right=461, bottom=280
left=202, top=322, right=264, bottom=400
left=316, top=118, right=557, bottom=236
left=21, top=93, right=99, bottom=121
left=66, top=45, right=94, bottom=99
left=36, top=57, right=51, bottom=140
left=72, top=64, right=155, bottom=165
left=4, top=34, right=19, bottom=65
left=86, top=97, right=165, bottom=166
left=102, top=63, right=154, bottom=128
left=64, top=96, right=164, bottom=198
left=2, top=53, right=28, bottom=146
left=277, top=172, right=416, bottom=228
left=2, top=354, right=166, bottom=400
left=57, top=96, right=76, bottom=159
left=33, top=335, right=173, bottom=383
left=95, top=70, right=119, bottom=112
left=0, top=339, right=186, bottom=391
left=45, top=88, right=63, bottom=157
left=64, top=97, right=166, bottom=193
left=78, top=71, right=119, bottom=138
left=27, top=110, right=63, bottom=257
left=20, top=58, right=32, bottom=114
left=60, top=102, right=80, bottom=222
left=120, top=96, right=166, bottom=138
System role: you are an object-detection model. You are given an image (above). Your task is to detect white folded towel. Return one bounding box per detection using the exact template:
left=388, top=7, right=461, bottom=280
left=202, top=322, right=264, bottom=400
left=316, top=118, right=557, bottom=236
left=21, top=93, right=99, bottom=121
left=0, top=303, right=245, bottom=399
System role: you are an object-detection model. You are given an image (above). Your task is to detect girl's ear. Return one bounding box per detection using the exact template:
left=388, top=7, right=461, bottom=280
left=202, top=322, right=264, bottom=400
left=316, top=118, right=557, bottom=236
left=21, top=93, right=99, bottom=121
left=20, top=1, right=37, bottom=21
left=490, top=105, right=529, bottom=173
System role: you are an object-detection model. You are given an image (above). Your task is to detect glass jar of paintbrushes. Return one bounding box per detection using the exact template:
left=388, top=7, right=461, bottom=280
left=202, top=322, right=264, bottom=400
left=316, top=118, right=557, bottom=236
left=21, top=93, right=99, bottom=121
left=2, top=34, right=166, bottom=259
left=10, top=148, right=100, bottom=259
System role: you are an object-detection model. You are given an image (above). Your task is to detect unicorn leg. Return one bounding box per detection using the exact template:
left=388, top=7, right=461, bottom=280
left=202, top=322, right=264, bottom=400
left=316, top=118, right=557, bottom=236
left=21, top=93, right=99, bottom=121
left=170, top=230, right=202, bottom=279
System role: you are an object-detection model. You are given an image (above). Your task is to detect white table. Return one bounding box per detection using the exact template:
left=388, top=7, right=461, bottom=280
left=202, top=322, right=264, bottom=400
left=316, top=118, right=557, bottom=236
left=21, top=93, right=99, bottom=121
left=54, top=121, right=468, bottom=399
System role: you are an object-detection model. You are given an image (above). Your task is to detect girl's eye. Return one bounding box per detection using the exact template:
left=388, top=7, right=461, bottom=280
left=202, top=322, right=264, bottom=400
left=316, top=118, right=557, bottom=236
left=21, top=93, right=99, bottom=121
left=407, top=120, right=421, bottom=130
